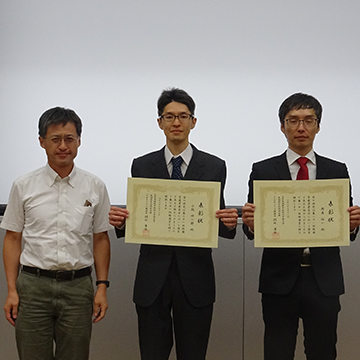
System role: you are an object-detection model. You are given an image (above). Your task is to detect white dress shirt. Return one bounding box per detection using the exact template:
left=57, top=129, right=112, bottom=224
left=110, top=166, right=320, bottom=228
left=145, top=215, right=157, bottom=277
left=164, top=143, right=193, bottom=177
left=286, top=148, right=316, bottom=180
left=1, top=164, right=112, bottom=270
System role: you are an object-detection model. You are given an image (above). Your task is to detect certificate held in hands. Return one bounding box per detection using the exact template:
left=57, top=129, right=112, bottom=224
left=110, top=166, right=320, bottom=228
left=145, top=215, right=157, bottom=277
left=254, top=179, right=350, bottom=248
left=125, top=178, right=220, bottom=248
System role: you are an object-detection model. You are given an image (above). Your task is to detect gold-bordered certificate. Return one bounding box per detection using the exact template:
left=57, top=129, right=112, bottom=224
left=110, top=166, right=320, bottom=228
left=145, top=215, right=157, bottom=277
left=125, top=178, right=220, bottom=248
left=254, top=179, right=350, bottom=247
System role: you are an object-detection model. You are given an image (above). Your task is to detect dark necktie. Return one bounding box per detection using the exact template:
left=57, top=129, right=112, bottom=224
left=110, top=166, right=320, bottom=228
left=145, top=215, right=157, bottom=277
left=171, top=157, right=183, bottom=180
left=296, top=157, right=309, bottom=180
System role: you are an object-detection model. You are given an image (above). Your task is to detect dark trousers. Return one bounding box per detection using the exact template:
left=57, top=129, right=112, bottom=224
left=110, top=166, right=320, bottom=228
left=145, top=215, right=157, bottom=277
left=262, top=267, right=340, bottom=360
left=136, top=256, right=213, bottom=360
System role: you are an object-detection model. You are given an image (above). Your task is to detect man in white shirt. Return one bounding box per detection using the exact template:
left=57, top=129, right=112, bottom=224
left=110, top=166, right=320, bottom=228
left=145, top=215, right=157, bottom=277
left=1, top=107, right=112, bottom=360
left=242, top=93, right=360, bottom=360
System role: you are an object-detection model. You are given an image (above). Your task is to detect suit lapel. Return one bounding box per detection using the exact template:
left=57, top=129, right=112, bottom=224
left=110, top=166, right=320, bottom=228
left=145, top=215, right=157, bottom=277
left=150, top=147, right=171, bottom=179
left=184, top=145, right=205, bottom=181
left=315, top=153, right=329, bottom=179
left=275, top=152, right=292, bottom=180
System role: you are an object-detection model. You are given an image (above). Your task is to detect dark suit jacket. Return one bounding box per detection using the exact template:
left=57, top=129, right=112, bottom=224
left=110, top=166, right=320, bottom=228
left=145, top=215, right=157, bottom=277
left=243, top=151, right=358, bottom=297
left=116, top=144, right=236, bottom=307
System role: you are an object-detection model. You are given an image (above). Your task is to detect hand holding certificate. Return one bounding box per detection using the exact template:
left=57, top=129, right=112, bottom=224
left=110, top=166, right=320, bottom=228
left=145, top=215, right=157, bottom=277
left=125, top=178, right=221, bottom=248
left=253, top=179, right=350, bottom=247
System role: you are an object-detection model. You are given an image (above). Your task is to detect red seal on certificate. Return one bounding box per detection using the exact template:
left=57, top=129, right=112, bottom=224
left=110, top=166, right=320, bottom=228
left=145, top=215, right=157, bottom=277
left=142, top=229, right=150, bottom=237
left=272, top=232, right=280, bottom=240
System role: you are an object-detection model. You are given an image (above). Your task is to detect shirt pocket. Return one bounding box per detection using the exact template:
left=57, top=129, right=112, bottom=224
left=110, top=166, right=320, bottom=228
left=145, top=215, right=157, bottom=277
left=73, top=206, right=94, bottom=235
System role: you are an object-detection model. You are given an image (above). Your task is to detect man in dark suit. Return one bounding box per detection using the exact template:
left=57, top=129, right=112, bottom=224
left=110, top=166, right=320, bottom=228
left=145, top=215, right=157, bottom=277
left=242, top=93, right=360, bottom=360
left=109, top=88, right=238, bottom=360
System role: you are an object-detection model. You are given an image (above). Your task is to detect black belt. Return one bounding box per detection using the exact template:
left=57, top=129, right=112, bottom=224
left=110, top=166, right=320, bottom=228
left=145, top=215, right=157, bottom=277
left=22, top=265, right=91, bottom=281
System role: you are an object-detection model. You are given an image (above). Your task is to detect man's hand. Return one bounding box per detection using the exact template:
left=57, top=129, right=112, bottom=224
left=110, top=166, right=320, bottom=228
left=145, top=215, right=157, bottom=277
left=109, top=206, right=129, bottom=228
left=242, top=203, right=256, bottom=232
left=348, top=205, right=360, bottom=232
left=93, top=286, right=108, bottom=323
left=216, top=208, right=238, bottom=228
left=4, top=290, right=19, bottom=326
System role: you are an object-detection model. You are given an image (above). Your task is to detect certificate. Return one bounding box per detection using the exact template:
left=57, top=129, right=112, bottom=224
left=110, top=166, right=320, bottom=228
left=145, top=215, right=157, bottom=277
left=253, top=179, right=350, bottom=247
left=125, top=177, right=220, bottom=248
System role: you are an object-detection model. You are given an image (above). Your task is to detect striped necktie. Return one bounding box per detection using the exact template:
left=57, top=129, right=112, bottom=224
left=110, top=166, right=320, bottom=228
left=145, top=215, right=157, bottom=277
left=171, top=157, right=183, bottom=180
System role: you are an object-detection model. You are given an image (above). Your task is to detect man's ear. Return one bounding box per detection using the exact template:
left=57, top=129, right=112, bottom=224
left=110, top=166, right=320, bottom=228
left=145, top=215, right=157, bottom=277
left=191, top=117, right=197, bottom=129
left=280, top=122, right=286, bottom=137
left=157, top=118, right=164, bottom=130
left=39, top=136, right=45, bottom=149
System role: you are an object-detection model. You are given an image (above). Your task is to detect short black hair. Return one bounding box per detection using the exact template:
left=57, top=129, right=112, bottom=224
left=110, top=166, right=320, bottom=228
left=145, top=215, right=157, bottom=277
left=278, top=93, right=322, bottom=124
left=157, top=88, right=196, bottom=116
left=38, top=107, right=82, bottom=138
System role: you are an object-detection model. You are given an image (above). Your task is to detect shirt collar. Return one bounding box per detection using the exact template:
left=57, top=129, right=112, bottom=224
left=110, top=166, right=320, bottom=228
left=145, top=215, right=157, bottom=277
left=164, top=144, right=193, bottom=166
left=45, top=163, right=76, bottom=188
left=286, top=148, right=316, bottom=166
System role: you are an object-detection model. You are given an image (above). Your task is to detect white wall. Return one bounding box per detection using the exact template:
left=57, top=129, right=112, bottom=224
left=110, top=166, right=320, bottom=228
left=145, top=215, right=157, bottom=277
left=1, top=0, right=360, bottom=206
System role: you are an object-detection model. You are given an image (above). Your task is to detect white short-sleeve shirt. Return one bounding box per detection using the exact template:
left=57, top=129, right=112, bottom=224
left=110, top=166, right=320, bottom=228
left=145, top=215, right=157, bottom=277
left=1, top=164, right=112, bottom=270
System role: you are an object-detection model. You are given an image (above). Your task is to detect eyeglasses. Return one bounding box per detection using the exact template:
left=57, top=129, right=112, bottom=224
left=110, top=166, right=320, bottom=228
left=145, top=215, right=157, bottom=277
left=160, top=113, right=193, bottom=122
left=43, top=135, right=79, bottom=145
left=285, top=118, right=318, bottom=128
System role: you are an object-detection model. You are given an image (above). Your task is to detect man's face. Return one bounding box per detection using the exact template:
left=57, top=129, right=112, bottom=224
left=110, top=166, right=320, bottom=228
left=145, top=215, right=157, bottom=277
left=281, top=108, right=320, bottom=155
left=157, top=101, right=196, bottom=146
left=39, top=122, right=80, bottom=175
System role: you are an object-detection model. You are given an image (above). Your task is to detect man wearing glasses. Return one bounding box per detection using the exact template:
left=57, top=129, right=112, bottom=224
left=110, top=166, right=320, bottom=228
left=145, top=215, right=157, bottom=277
left=109, top=88, right=238, bottom=360
left=1, top=107, right=112, bottom=360
left=242, top=93, right=360, bottom=360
